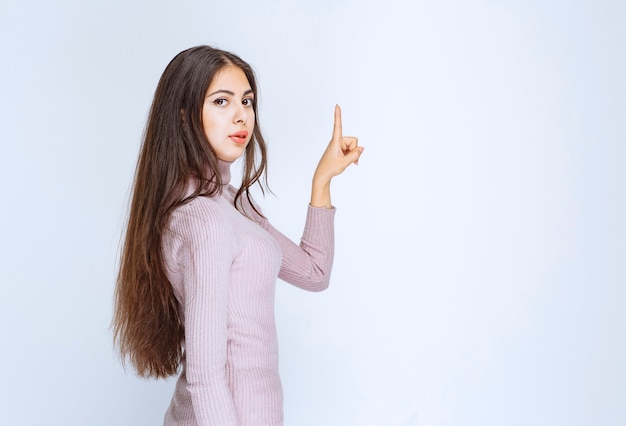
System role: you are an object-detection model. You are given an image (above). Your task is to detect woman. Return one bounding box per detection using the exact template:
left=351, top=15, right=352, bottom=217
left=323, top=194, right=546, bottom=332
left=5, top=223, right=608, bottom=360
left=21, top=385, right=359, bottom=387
left=113, top=45, right=363, bottom=425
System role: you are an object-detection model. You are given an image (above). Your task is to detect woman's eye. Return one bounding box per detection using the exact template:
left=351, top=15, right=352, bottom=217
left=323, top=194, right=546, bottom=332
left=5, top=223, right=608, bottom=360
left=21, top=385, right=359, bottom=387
left=243, top=98, right=254, bottom=107
left=214, top=98, right=228, bottom=106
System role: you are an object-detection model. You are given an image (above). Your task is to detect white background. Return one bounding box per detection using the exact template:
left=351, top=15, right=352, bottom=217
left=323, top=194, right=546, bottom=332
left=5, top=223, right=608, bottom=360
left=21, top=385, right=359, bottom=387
left=1, top=1, right=624, bottom=425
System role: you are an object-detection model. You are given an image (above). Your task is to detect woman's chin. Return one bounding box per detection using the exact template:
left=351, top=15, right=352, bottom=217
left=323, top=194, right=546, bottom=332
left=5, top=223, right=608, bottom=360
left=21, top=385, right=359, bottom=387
left=217, top=149, right=246, bottom=162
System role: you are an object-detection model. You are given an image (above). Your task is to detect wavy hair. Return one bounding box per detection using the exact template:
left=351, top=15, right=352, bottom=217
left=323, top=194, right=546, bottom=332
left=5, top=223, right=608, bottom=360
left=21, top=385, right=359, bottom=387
left=112, top=46, right=268, bottom=378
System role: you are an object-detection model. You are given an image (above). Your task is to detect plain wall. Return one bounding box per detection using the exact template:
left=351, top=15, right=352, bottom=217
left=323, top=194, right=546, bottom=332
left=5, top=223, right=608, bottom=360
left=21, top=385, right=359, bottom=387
left=0, top=0, right=624, bottom=425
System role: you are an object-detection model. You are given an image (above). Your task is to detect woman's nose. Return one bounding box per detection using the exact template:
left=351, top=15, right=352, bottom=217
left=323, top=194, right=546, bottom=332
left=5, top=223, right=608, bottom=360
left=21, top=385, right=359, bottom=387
left=234, top=104, right=249, bottom=124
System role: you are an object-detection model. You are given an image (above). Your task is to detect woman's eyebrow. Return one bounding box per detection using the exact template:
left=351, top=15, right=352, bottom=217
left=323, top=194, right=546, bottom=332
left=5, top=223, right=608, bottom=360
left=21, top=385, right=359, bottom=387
left=206, top=89, right=254, bottom=98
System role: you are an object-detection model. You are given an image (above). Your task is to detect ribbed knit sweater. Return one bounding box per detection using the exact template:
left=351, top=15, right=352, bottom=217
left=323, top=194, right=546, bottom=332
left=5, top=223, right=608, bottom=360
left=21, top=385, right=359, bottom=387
left=161, top=161, right=335, bottom=426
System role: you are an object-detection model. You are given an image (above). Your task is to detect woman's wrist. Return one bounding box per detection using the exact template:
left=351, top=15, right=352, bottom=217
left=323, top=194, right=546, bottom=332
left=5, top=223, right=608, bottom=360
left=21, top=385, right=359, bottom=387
left=310, top=175, right=332, bottom=208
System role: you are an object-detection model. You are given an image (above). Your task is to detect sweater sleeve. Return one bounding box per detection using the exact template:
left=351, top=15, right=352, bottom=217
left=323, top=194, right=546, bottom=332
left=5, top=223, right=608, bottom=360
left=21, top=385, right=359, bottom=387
left=260, top=205, right=336, bottom=292
left=172, top=205, right=239, bottom=426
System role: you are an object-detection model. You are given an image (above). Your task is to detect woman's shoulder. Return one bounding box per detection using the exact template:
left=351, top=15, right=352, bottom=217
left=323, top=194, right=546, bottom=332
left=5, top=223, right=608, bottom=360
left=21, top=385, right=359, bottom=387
left=225, top=185, right=268, bottom=224
left=166, top=195, right=234, bottom=240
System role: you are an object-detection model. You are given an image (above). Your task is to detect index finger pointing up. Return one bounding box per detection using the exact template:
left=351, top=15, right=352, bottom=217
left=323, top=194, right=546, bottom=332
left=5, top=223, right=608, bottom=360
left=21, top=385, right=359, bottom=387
left=333, top=104, right=343, bottom=140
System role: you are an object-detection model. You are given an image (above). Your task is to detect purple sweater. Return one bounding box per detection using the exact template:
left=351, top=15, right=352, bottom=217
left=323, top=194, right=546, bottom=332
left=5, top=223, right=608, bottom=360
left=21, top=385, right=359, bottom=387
left=161, top=161, right=335, bottom=426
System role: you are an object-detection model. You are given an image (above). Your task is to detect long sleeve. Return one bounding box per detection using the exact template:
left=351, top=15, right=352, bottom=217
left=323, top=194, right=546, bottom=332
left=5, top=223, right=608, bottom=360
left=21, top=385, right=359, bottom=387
left=166, top=204, right=239, bottom=426
left=260, top=205, right=335, bottom=292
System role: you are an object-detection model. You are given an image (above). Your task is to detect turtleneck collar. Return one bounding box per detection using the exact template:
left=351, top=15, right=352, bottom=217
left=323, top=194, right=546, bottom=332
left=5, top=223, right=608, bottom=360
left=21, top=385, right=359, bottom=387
left=217, top=159, right=232, bottom=186
left=187, top=160, right=233, bottom=198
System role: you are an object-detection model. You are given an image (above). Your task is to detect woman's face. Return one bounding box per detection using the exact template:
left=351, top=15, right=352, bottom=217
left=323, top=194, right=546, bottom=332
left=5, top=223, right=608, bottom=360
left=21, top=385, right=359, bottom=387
left=202, top=66, right=255, bottom=162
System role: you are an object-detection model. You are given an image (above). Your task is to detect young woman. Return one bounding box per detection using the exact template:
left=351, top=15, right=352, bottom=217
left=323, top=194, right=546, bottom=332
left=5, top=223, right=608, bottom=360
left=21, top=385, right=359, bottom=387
left=113, top=45, right=363, bottom=425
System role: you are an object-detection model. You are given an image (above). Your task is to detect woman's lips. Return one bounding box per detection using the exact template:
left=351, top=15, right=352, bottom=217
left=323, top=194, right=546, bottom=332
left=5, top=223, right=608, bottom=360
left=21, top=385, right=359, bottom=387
left=229, top=130, right=248, bottom=144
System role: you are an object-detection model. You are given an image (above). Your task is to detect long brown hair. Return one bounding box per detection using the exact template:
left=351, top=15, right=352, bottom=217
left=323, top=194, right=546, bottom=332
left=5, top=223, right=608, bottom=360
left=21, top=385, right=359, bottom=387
left=113, top=46, right=268, bottom=378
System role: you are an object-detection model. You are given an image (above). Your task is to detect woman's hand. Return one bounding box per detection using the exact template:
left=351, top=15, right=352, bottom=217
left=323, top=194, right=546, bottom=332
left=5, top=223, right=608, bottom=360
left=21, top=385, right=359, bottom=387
left=310, top=105, right=364, bottom=208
